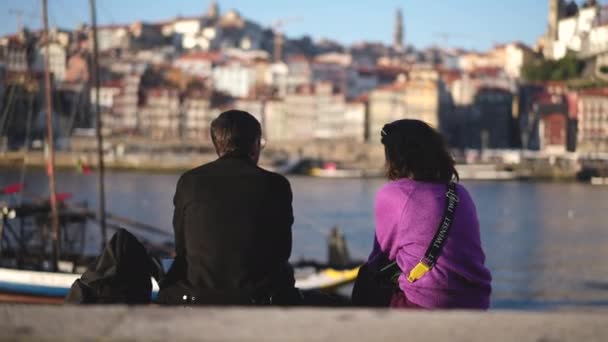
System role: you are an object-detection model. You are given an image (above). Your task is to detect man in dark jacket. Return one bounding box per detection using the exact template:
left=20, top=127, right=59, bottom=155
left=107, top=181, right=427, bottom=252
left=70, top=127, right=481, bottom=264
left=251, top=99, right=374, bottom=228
left=157, top=110, right=299, bottom=305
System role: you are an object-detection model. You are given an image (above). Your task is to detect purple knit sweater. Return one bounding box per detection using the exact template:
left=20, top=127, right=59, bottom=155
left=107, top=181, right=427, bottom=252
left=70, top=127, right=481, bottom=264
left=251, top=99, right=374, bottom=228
left=369, top=179, right=492, bottom=309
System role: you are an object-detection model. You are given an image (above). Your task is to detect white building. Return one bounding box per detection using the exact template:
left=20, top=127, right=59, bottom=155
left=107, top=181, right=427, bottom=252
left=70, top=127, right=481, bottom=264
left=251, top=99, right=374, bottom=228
left=587, top=24, right=608, bottom=57
left=174, top=52, right=222, bottom=78
left=458, top=42, right=536, bottom=80
left=504, top=43, right=537, bottom=79
left=451, top=74, right=477, bottom=106
left=90, top=82, right=121, bottom=110
left=550, top=5, right=608, bottom=59
left=265, top=62, right=289, bottom=96
left=34, top=42, right=67, bottom=82
left=212, top=61, right=257, bottom=98
left=97, top=25, right=130, bottom=52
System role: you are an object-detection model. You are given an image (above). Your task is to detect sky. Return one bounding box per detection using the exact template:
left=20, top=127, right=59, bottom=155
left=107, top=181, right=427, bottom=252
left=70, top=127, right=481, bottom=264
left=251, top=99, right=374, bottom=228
left=0, top=0, right=602, bottom=51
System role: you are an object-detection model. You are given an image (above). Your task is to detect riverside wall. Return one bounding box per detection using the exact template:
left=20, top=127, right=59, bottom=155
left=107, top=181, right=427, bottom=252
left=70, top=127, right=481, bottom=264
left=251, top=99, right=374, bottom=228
left=0, top=138, right=584, bottom=180
left=1, top=305, right=607, bottom=341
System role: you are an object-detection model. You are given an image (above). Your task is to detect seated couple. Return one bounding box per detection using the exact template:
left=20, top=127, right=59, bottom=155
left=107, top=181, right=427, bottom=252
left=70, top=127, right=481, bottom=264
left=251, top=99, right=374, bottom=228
left=68, top=110, right=492, bottom=309
left=159, top=109, right=492, bottom=309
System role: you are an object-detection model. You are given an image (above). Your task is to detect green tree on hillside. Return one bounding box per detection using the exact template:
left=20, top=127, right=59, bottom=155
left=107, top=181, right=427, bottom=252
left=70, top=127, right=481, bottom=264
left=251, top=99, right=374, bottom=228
left=522, top=53, right=585, bottom=82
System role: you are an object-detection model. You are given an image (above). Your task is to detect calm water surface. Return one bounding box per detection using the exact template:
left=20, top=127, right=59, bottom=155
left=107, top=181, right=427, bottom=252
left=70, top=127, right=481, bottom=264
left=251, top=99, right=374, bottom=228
left=1, top=167, right=608, bottom=310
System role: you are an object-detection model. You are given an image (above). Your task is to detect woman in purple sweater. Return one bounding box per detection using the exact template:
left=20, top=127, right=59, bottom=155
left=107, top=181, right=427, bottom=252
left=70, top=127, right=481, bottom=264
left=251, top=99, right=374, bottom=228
left=360, top=119, right=492, bottom=309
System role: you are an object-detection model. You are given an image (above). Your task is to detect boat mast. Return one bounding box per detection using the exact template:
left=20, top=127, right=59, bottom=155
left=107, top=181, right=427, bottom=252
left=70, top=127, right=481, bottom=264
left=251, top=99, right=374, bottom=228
left=41, top=0, right=61, bottom=271
left=89, top=0, right=107, bottom=248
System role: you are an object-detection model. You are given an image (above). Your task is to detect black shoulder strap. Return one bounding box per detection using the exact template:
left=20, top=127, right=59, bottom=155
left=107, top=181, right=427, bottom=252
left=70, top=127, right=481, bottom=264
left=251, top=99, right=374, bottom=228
left=377, top=182, right=460, bottom=284
left=406, top=182, right=459, bottom=282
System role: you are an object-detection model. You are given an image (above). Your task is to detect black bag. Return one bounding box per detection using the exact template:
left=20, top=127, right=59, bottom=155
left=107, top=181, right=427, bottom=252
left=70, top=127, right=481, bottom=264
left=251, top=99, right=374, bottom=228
left=351, top=252, right=401, bottom=307
left=65, top=229, right=155, bottom=304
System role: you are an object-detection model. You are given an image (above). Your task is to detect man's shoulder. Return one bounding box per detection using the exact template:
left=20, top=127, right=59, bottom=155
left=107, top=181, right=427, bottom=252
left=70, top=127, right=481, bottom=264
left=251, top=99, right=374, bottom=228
left=179, top=160, right=290, bottom=185
left=176, top=160, right=220, bottom=186
left=258, top=167, right=291, bottom=189
left=186, top=160, right=216, bottom=175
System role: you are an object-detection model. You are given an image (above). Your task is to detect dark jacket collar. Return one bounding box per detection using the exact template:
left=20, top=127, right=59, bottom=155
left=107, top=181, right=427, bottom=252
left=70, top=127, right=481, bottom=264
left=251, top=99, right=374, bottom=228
left=219, top=150, right=254, bottom=163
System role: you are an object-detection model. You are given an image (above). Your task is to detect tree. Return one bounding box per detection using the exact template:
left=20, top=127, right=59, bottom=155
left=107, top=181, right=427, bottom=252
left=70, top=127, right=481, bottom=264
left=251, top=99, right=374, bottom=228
left=522, top=53, right=584, bottom=82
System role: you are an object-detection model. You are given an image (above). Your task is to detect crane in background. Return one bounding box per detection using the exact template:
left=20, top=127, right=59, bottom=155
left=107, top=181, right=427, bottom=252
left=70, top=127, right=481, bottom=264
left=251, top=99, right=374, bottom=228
left=8, top=8, right=40, bottom=33
left=8, top=9, right=24, bottom=32
left=433, top=31, right=473, bottom=49
left=272, top=17, right=302, bottom=63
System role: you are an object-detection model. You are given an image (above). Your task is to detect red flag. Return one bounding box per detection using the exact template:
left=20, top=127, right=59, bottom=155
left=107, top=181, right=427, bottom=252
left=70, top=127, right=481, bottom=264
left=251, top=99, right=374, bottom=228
left=76, top=159, right=93, bottom=175
left=1, top=183, right=24, bottom=195
left=81, top=164, right=92, bottom=175
left=54, top=193, right=73, bottom=202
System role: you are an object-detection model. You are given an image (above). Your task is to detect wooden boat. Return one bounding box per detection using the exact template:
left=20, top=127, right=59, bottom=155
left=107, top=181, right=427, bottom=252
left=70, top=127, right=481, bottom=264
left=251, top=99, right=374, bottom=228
left=0, top=263, right=359, bottom=304
left=0, top=196, right=360, bottom=304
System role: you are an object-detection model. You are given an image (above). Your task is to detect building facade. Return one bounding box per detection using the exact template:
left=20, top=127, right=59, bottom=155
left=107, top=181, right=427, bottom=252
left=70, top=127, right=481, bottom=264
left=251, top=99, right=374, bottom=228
left=212, top=61, right=257, bottom=98
left=139, top=88, right=181, bottom=138
left=577, top=88, right=608, bottom=153
left=182, top=90, right=212, bottom=141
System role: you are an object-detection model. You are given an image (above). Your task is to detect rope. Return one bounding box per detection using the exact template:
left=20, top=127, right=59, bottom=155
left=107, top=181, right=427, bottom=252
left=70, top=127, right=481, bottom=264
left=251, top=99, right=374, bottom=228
left=0, top=85, right=17, bottom=139
left=1, top=86, right=22, bottom=140
left=18, top=93, right=35, bottom=206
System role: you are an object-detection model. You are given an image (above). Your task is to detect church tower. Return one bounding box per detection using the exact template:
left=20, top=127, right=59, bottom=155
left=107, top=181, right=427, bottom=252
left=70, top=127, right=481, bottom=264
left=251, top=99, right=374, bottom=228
left=207, top=1, right=219, bottom=19
left=543, top=0, right=564, bottom=58
left=394, top=8, right=404, bottom=52
left=547, top=0, right=562, bottom=41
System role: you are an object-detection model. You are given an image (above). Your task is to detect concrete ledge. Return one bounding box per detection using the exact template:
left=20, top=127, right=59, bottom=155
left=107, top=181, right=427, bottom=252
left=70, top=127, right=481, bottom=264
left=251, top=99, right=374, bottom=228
left=1, top=305, right=607, bottom=341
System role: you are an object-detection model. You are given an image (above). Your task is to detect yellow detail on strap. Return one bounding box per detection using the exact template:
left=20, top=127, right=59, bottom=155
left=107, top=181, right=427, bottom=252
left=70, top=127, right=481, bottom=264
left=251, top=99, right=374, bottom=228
left=407, top=262, right=431, bottom=283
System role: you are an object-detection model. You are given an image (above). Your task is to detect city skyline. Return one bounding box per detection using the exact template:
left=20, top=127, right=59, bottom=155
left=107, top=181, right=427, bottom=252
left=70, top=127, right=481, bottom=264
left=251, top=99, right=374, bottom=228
left=0, top=0, right=587, bottom=51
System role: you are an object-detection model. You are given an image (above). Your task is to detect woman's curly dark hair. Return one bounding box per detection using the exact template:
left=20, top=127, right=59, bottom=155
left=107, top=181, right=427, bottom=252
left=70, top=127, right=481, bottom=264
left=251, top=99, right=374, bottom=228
left=381, top=119, right=459, bottom=183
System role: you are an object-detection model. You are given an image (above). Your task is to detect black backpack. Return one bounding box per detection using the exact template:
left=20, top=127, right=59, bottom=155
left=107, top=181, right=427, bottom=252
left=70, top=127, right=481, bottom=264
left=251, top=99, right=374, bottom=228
left=65, top=229, right=156, bottom=304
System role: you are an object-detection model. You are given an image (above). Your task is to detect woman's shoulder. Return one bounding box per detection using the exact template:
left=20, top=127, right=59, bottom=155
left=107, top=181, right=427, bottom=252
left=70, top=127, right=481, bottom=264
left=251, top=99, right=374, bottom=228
left=377, top=179, right=418, bottom=198
left=454, top=182, right=474, bottom=202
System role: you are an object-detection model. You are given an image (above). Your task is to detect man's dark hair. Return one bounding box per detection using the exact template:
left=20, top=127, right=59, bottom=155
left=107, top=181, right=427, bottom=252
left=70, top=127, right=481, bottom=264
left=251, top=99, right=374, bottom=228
left=210, top=110, right=261, bottom=156
left=381, top=119, right=459, bottom=183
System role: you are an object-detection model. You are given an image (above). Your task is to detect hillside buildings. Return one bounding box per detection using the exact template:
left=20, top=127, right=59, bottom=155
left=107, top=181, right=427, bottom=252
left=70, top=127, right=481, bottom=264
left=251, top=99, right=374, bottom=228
left=0, top=0, right=607, bottom=157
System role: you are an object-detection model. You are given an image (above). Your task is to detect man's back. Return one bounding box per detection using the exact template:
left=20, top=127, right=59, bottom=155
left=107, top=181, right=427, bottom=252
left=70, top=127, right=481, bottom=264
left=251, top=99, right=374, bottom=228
left=163, top=152, right=295, bottom=303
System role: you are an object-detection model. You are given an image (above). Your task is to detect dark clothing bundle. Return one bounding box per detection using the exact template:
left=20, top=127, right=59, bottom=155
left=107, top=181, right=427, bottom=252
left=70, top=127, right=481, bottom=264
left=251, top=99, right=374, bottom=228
left=65, top=229, right=153, bottom=304
left=157, top=153, right=300, bottom=305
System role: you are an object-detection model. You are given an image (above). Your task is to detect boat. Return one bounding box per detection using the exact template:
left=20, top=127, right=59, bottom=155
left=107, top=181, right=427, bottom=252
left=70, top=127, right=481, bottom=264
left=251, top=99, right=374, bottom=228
left=455, top=164, right=518, bottom=180
left=0, top=193, right=360, bottom=303
left=0, top=215, right=359, bottom=304
left=309, top=166, right=365, bottom=178
left=590, top=177, right=608, bottom=185
left=0, top=261, right=359, bottom=304
left=308, top=161, right=382, bottom=179
left=0, top=195, right=174, bottom=304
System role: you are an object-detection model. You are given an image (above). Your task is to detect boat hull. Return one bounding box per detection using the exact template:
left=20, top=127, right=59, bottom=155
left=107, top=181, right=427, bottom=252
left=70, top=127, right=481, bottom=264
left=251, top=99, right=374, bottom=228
left=0, top=265, right=359, bottom=304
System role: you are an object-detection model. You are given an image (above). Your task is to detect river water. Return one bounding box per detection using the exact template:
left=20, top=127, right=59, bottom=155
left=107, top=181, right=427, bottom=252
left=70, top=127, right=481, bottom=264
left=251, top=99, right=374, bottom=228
left=1, top=167, right=608, bottom=310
